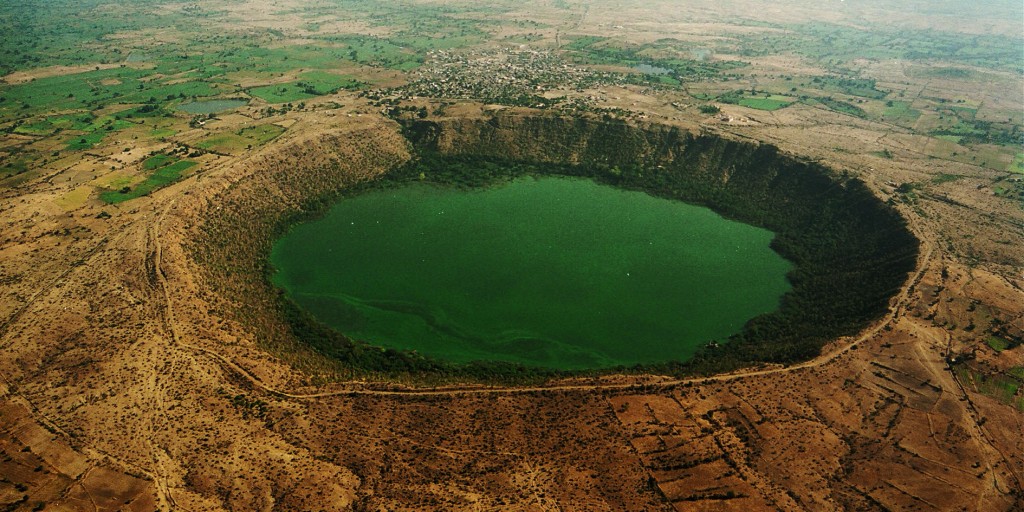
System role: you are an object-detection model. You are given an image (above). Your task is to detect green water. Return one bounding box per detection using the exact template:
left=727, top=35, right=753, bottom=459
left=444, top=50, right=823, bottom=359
left=270, top=177, right=792, bottom=370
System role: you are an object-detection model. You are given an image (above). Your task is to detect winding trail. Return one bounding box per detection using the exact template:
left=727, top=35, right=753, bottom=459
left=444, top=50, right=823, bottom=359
left=0, top=218, right=185, bottom=511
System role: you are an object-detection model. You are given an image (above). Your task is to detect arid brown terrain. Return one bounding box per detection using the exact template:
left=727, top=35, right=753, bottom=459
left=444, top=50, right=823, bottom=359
left=1, top=0, right=1022, bottom=510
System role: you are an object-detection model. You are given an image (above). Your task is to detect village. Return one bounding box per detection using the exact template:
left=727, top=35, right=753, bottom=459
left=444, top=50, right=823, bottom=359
left=391, top=47, right=633, bottom=108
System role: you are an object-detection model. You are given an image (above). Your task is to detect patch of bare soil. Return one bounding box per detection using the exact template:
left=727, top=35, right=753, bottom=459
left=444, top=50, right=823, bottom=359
left=2, top=64, right=124, bottom=85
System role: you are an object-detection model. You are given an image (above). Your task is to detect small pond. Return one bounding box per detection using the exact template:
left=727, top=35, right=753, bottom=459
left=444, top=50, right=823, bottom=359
left=176, top=98, right=248, bottom=114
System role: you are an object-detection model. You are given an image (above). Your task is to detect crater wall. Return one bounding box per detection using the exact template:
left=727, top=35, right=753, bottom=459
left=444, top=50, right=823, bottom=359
left=402, top=113, right=920, bottom=371
left=192, top=111, right=920, bottom=378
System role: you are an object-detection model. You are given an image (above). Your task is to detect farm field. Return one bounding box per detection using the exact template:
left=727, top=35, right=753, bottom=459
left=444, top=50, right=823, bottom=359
left=738, top=95, right=794, bottom=111
left=197, top=123, right=286, bottom=154
left=99, top=159, right=196, bottom=203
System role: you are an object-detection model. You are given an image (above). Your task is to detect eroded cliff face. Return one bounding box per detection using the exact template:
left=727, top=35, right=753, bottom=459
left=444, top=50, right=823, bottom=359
left=189, top=110, right=917, bottom=377
left=412, top=113, right=794, bottom=166
left=186, top=116, right=414, bottom=377
left=403, top=113, right=920, bottom=368
left=407, top=114, right=690, bottom=166
left=405, top=113, right=848, bottom=216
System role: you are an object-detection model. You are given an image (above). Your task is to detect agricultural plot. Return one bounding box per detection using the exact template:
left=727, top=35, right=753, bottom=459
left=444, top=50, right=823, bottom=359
left=246, top=70, right=360, bottom=104
left=12, top=113, right=98, bottom=135
left=809, top=76, right=888, bottom=100
left=714, top=90, right=796, bottom=111
left=963, top=145, right=1014, bottom=171
left=249, top=72, right=361, bottom=104
left=738, top=95, right=795, bottom=111
left=737, top=22, right=1023, bottom=73
left=646, top=74, right=681, bottom=86
left=149, top=127, right=177, bottom=138
left=115, top=104, right=167, bottom=120
left=1009, top=154, right=1024, bottom=174
left=248, top=84, right=315, bottom=104
left=176, top=99, right=248, bottom=114
left=100, top=159, right=196, bottom=203
left=91, top=170, right=136, bottom=192
left=55, top=185, right=92, bottom=210
left=0, top=0, right=188, bottom=74
left=882, top=100, right=921, bottom=125
left=197, top=45, right=354, bottom=75
left=810, top=96, right=868, bottom=118
left=986, top=336, right=1012, bottom=352
left=66, top=131, right=107, bottom=150
left=0, top=66, right=222, bottom=122
left=325, top=36, right=425, bottom=71
left=196, top=123, right=286, bottom=154
left=238, top=124, right=287, bottom=145
left=564, top=36, right=747, bottom=82
left=955, top=365, right=1024, bottom=411
left=930, top=120, right=996, bottom=144
left=299, top=71, right=361, bottom=92
left=62, top=116, right=135, bottom=150
left=142, top=153, right=177, bottom=170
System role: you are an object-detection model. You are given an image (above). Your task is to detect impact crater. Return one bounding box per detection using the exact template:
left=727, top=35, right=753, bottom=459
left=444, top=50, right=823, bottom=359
left=194, top=111, right=920, bottom=380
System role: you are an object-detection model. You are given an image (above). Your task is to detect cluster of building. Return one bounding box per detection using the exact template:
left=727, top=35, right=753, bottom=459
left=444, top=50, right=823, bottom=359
left=392, top=47, right=629, bottom=107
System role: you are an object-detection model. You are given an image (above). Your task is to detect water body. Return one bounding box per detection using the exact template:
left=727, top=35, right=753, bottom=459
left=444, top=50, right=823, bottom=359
left=176, top=98, right=248, bottom=114
left=270, top=177, right=792, bottom=370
